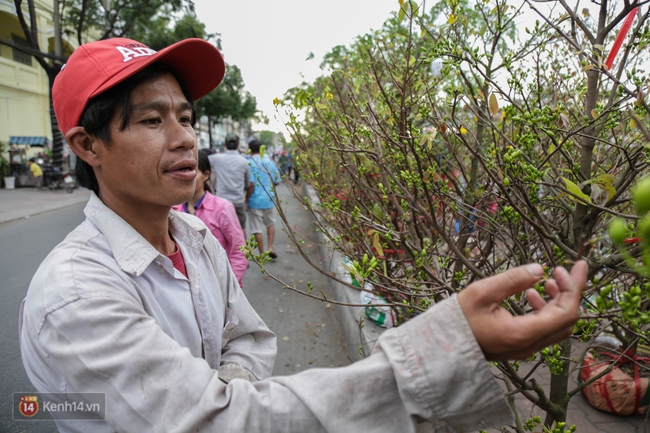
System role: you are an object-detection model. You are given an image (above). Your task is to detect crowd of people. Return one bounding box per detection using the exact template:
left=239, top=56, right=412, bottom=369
left=19, top=36, right=588, bottom=433
left=176, top=132, right=292, bottom=264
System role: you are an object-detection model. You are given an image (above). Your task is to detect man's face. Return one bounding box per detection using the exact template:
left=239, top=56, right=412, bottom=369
left=94, top=73, right=197, bottom=211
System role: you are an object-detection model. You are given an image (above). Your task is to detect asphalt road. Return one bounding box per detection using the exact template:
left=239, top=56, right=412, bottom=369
left=243, top=183, right=351, bottom=375
left=0, top=182, right=350, bottom=432
left=0, top=203, right=85, bottom=433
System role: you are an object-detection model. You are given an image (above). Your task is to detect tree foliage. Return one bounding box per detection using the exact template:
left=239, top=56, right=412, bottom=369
left=137, top=11, right=219, bottom=50
left=61, top=0, right=193, bottom=45
left=259, top=130, right=276, bottom=148
left=265, top=0, right=650, bottom=430
left=196, top=64, right=257, bottom=124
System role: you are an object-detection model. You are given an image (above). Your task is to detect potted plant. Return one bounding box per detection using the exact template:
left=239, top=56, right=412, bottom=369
left=0, top=141, right=15, bottom=189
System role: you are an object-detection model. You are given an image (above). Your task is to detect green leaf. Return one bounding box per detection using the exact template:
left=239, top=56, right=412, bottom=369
left=372, top=203, right=383, bottom=220
left=372, top=232, right=384, bottom=257
left=593, top=174, right=616, bottom=201
left=488, top=93, right=499, bottom=117
left=398, top=5, right=406, bottom=22
left=561, top=177, right=592, bottom=204
left=409, top=0, right=419, bottom=16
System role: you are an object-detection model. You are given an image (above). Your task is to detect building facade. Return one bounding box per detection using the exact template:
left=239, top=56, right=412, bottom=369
left=0, top=0, right=57, bottom=149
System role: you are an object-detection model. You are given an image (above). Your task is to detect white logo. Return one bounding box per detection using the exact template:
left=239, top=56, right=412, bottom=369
left=116, top=45, right=157, bottom=62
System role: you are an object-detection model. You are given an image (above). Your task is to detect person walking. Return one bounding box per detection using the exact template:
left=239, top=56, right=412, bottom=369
left=278, top=150, right=289, bottom=175
left=27, top=158, right=43, bottom=191
left=285, top=151, right=293, bottom=180
left=247, top=139, right=282, bottom=259
left=209, top=133, right=254, bottom=239
left=20, top=36, right=589, bottom=433
left=173, top=151, right=247, bottom=287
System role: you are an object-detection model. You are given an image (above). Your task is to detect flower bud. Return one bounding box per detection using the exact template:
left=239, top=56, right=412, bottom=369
left=633, top=176, right=650, bottom=215
left=609, top=218, right=627, bottom=245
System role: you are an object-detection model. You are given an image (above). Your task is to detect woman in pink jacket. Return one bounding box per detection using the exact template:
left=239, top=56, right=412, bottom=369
left=173, top=151, right=248, bottom=287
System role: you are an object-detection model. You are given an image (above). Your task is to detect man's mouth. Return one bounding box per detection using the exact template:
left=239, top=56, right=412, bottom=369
left=167, top=166, right=195, bottom=174
left=166, top=159, right=197, bottom=179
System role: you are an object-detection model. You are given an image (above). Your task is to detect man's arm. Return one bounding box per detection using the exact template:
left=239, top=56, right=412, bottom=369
left=244, top=163, right=254, bottom=203
left=245, top=182, right=254, bottom=203
left=27, top=262, right=586, bottom=432
left=197, top=223, right=275, bottom=380
left=32, top=284, right=509, bottom=432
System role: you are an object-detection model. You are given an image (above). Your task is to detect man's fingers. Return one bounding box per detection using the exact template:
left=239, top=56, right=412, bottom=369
left=569, top=260, right=589, bottom=291
left=545, top=279, right=560, bottom=299
left=468, top=264, right=544, bottom=303
left=527, top=288, right=546, bottom=311
left=553, top=260, right=588, bottom=308
left=512, top=263, right=588, bottom=343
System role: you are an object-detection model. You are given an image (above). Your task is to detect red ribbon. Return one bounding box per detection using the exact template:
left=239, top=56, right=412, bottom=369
left=604, top=7, right=639, bottom=70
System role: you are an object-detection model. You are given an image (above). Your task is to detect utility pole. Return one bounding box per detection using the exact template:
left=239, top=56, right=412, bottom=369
left=53, top=0, right=62, bottom=57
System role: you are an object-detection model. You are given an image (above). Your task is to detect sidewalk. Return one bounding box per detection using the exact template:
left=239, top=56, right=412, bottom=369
left=0, top=186, right=90, bottom=224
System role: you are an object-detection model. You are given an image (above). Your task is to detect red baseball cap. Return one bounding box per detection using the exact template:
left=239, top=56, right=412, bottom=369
left=53, top=37, right=225, bottom=135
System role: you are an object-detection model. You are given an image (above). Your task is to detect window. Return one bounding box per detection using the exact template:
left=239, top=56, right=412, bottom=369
left=12, top=34, right=32, bottom=66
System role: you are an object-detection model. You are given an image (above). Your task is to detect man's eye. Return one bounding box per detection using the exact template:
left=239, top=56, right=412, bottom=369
left=180, top=116, right=192, bottom=124
left=143, top=118, right=161, bottom=125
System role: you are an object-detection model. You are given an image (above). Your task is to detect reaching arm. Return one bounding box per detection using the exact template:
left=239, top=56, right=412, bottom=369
left=22, top=256, right=586, bottom=432
left=31, top=288, right=512, bottom=432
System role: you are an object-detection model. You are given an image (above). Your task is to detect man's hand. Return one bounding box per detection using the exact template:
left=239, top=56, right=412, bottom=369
left=457, top=261, right=587, bottom=361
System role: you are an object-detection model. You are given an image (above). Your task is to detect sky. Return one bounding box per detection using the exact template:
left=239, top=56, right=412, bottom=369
left=192, top=1, right=610, bottom=138
left=193, top=0, right=399, bottom=137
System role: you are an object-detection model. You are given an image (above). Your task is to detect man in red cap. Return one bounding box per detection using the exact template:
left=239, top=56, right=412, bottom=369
left=20, top=37, right=588, bottom=433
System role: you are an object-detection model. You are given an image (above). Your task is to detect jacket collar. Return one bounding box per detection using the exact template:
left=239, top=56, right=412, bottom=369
left=197, top=191, right=217, bottom=211
left=84, top=192, right=208, bottom=276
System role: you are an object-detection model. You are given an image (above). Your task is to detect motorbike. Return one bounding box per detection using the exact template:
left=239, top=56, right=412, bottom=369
left=44, top=165, right=75, bottom=193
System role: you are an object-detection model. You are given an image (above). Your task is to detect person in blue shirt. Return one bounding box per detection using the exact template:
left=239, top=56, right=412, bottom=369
left=247, top=139, right=282, bottom=259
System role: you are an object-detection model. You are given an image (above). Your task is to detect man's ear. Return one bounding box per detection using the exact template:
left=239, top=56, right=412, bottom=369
left=65, top=127, right=103, bottom=167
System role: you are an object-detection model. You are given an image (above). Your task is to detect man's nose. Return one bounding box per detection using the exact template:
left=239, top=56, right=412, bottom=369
left=169, top=120, right=196, bottom=150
